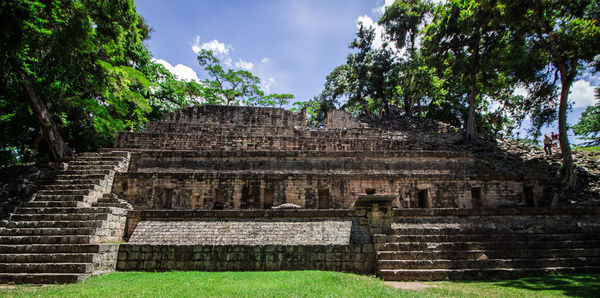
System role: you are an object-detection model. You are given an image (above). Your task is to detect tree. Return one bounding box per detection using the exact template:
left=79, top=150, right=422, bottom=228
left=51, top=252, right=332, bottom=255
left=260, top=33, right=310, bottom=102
left=573, top=104, right=600, bottom=145
left=380, top=0, right=439, bottom=117
left=196, top=49, right=293, bottom=107
left=317, top=24, right=399, bottom=119
left=0, top=0, right=178, bottom=162
left=422, top=0, right=513, bottom=143
left=502, top=0, right=600, bottom=190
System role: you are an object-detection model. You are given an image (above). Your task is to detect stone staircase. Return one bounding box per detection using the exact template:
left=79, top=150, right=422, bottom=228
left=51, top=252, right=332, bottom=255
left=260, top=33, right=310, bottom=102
left=0, top=151, right=131, bottom=284
left=377, top=222, right=600, bottom=280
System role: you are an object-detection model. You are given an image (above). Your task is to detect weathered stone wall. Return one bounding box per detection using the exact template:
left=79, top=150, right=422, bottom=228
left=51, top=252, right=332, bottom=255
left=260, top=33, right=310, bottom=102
left=122, top=210, right=371, bottom=243
left=327, top=110, right=364, bottom=129
left=128, top=220, right=353, bottom=245
left=112, top=172, right=537, bottom=210
left=114, top=132, right=415, bottom=151
left=116, top=244, right=375, bottom=273
left=160, top=105, right=305, bottom=127
left=106, top=105, right=545, bottom=209
left=390, top=208, right=600, bottom=232
left=118, top=209, right=375, bottom=273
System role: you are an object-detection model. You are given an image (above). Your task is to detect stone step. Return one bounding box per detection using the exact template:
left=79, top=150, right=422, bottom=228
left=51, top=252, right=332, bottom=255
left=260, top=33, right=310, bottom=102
left=51, top=178, right=104, bottom=185
left=386, top=233, right=598, bottom=243
left=0, top=273, right=89, bottom=284
left=80, top=151, right=128, bottom=158
left=33, top=194, right=87, bottom=202
left=74, top=156, right=125, bottom=161
left=389, top=225, right=593, bottom=235
left=55, top=174, right=107, bottom=180
left=0, top=235, right=92, bottom=244
left=93, top=198, right=132, bottom=209
left=67, top=165, right=117, bottom=171
left=6, top=220, right=105, bottom=229
left=0, top=253, right=96, bottom=263
left=10, top=213, right=113, bottom=222
left=37, top=189, right=92, bottom=196
left=1, top=227, right=97, bottom=236
left=38, top=184, right=102, bottom=191
left=378, top=266, right=600, bottom=281
left=380, top=240, right=600, bottom=251
left=68, top=160, right=121, bottom=166
left=17, top=207, right=120, bottom=215
left=377, top=257, right=600, bottom=270
left=93, top=202, right=131, bottom=209
left=22, top=201, right=89, bottom=208
left=0, top=262, right=92, bottom=273
left=0, top=244, right=114, bottom=254
left=377, top=248, right=600, bottom=260
left=60, top=169, right=112, bottom=176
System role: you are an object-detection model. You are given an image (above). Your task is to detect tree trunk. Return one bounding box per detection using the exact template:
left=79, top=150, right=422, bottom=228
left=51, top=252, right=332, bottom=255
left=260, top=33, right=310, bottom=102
left=404, top=97, right=412, bottom=116
left=22, top=80, right=71, bottom=161
left=557, top=66, right=576, bottom=192
left=465, top=70, right=478, bottom=143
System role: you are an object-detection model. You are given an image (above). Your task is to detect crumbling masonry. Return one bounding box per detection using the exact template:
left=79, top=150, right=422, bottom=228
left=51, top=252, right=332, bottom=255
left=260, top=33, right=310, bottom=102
left=0, top=105, right=598, bottom=283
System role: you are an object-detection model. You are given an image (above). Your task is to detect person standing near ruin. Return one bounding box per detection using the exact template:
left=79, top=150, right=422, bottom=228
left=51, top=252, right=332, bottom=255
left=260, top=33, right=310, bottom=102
left=543, top=134, right=552, bottom=155
left=551, top=132, right=559, bottom=150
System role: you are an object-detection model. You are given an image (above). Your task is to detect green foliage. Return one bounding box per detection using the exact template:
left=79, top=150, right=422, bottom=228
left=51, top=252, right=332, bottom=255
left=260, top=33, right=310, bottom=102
left=196, top=49, right=293, bottom=107
left=573, top=104, right=600, bottom=145
left=292, top=94, right=337, bottom=127
left=0, top=0, right=200, bottom=164
left=501, top=0, right=600, bottom=189
left=422, top=0, right=516, bottom=142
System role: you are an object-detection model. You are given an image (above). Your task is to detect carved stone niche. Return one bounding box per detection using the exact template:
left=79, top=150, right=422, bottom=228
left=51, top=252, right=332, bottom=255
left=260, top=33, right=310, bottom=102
left=355, top=194, right=397, bottom=236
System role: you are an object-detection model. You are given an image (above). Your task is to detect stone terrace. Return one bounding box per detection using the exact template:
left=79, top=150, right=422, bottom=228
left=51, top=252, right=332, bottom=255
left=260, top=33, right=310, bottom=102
left=2, top=105, right=598, bottom=283
left=109, top=105, right=544, bottom=210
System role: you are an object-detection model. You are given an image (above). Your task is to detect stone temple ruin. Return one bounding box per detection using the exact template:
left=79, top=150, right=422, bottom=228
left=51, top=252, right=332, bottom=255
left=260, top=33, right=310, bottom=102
left=0, top=105, right=598, bottom=283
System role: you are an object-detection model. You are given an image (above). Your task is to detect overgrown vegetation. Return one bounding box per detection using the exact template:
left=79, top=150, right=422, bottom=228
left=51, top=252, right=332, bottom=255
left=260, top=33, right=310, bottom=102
left=299, top=0, right=600, bottom=197
left=0, top=271, right=598, bottom=297
left=0, top=0, right=293, bottom=167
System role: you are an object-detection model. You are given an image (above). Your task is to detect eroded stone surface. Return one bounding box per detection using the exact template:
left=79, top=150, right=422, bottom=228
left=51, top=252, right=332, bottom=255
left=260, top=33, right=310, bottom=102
left=128, top=220, right=352, bottom=245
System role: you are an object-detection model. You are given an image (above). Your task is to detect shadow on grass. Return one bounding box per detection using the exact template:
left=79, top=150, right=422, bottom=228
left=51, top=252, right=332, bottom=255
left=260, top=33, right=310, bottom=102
left=492, top=273, right=600, bottom=297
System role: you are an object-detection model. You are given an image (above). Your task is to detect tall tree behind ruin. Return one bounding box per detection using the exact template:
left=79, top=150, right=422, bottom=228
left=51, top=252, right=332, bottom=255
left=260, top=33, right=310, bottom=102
left=422, top=0, right=513, bottom=143
left=0, top=0, right=202, bottom=164
left=502, top=0, right=600, bottom=191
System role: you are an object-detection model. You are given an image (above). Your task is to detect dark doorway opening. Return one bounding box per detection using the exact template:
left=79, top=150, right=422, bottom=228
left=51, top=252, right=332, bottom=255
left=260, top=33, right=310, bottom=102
left=318, top=188, right=330, bottom=209
left=417, top=189, right=428, bottom=208
left=162, top=188, right=173, bottom=209
left=523, top=186, right=535, bottom=207
left=264, top=188, right=274, bottom=209
left=214, top=188, right=225, bottom=210
left=471, top=187, right=482, bottom=208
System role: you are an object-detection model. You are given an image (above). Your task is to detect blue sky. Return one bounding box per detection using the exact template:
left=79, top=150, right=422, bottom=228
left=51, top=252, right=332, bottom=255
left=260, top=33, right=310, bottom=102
left=134, top=0, right=598, bottom=144
left=134, top=0, right=386, bottom=102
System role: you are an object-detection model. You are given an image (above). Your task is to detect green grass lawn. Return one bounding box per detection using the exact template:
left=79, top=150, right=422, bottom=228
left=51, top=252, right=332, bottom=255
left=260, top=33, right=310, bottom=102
left=0, top=271, right=598, bottom=297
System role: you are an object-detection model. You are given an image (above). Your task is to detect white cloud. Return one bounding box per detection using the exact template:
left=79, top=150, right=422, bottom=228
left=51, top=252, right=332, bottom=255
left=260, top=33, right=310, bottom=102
left=191, top=35, right=232, bottom=56
left=373, top=0, right=395, bottom=14
left=570, top=79, right=596, bottom=108
left=261, top=57, right=270, bottom=64
left=234, top=59, right=254, bottom=71
left=262, top=77, right=276, bottom=93
left=356, top=15, right=386, bottom=49
left=152, top=58, right=200, bottom=82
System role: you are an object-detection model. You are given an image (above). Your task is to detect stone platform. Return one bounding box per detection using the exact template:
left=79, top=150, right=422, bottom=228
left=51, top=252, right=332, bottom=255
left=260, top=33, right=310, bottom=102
left=109, top=105, right=546, bottom=210
left=1, top=105, right=597, bottom=283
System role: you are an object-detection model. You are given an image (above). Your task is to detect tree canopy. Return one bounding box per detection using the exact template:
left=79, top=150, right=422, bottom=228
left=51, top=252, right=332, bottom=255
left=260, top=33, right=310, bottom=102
left=301, top=0, right=599, bottom=195
left=0, top=0, right=190, bottom=164
left=0, top=0, right=294, bottom=166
